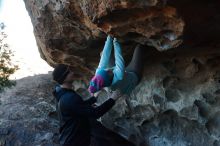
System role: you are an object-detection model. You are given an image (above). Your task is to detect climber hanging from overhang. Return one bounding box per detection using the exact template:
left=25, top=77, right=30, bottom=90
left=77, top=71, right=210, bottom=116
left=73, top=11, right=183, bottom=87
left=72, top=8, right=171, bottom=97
left=88, top=35, right=144, bottom=96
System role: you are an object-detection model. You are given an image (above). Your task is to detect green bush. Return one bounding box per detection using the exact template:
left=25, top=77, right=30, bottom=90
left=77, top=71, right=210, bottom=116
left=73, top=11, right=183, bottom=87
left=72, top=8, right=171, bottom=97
left=0, top=23, right=19, bottom=92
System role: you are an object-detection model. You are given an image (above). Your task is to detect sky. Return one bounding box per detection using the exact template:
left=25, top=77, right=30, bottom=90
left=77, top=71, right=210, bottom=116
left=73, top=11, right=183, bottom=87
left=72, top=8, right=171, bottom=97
left=0, top=0, right=53, bottom=79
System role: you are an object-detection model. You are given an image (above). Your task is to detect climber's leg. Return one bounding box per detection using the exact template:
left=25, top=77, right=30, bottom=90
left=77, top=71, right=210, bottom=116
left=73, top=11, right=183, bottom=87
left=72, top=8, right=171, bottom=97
left=90, top=120, right=136, bottom=146
left=125, top=44, right=144, bottom=82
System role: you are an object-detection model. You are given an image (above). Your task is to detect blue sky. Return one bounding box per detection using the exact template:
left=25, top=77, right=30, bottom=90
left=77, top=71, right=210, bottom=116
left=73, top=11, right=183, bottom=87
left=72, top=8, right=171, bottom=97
left=0, top=0, right=2, bottom=13
left=0, top=0, right=52, bottom=79
left=0, top=0, right=36, bottom=52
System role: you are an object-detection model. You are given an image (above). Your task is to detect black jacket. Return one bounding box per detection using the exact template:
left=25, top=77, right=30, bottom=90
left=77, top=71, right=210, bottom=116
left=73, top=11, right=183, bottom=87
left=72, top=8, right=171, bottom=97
left=53, top=85, right=115, bottom=146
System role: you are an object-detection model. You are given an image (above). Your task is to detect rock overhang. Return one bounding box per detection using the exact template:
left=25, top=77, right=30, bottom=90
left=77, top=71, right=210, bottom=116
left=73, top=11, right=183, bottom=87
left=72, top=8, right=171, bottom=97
left=23, top=0, right=220, bottom=80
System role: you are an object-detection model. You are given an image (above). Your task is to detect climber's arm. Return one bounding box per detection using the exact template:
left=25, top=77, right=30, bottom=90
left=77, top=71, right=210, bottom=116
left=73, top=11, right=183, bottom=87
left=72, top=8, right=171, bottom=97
left=112, top=38, right=125, bottom=85
left=97, top=35, right=113, bottom=69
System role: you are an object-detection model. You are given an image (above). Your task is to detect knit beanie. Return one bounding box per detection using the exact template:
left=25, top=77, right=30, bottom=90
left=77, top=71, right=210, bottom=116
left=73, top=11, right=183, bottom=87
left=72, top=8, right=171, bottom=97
left=88, top=69, right=111, bottom=93
left=52, top=64, right=70, bottom=84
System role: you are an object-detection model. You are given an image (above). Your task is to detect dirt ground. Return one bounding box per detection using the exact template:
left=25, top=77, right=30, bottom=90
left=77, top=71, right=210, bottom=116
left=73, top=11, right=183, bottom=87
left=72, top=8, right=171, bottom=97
left=0, top=72, right=59, bottom=146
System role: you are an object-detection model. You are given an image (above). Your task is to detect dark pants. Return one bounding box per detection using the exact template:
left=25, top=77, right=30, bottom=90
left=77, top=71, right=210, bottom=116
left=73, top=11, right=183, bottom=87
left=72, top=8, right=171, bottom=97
left=90, top=120, right=136, bottom=146
left=125, top=44, right=144, bottom=83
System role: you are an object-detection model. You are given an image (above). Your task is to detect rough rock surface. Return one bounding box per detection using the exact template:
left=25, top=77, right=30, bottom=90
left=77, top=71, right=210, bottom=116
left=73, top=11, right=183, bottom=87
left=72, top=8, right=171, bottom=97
left=76, top=54, right=220, bottom=146
left=23, top=0, right=186, bottom=78
left=17, top=0, right=220, bottom=146
left=23, top=0, right=220, bottom=79
left=1, top=56, right=220, bottom=146
left=0, top=73, right=59, bottom=146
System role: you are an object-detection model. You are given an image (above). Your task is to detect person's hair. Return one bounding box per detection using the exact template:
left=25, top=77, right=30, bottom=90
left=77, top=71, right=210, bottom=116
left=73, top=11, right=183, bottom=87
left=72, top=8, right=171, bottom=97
left=52, top=64, right=70, bottom=84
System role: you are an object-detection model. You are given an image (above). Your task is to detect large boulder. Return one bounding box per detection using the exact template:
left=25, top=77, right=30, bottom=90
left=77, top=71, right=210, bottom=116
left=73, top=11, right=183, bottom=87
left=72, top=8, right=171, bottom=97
left=23, top=0, right=187, bottom=79
left=22, top=0, right=220, bottom=146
